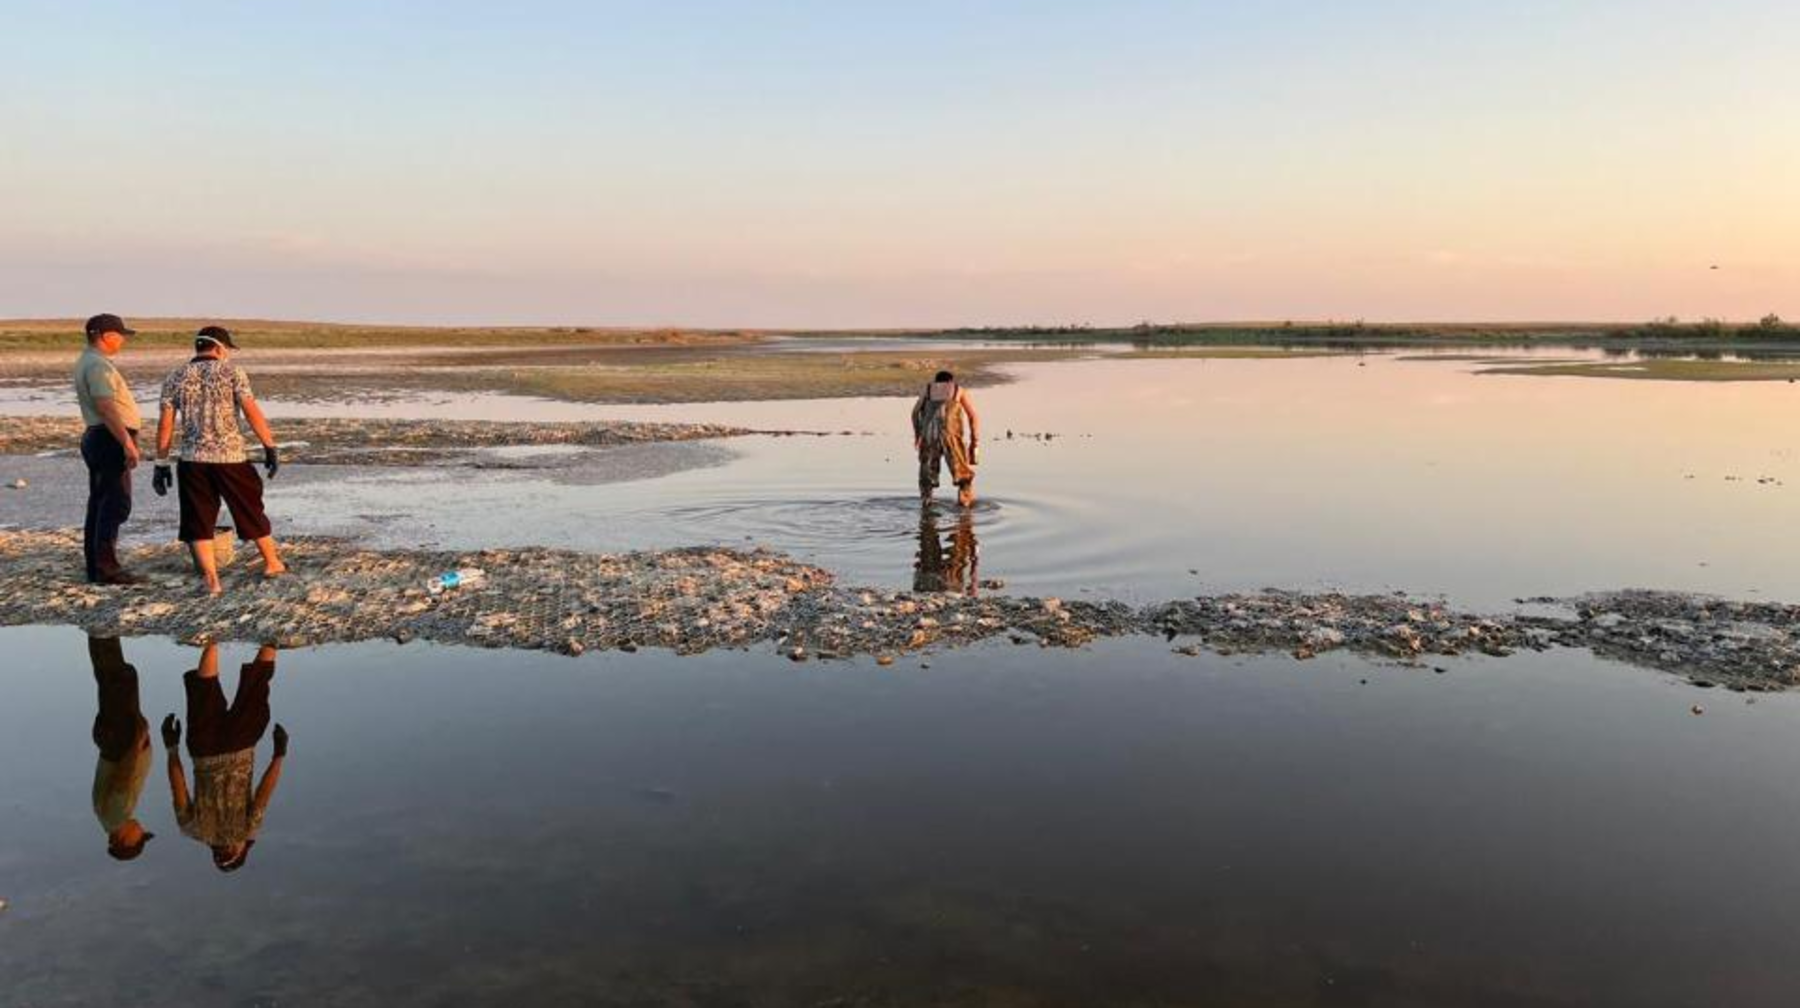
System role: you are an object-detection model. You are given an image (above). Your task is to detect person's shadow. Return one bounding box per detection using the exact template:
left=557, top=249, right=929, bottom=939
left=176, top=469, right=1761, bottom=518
left=913, top=504, right=980, bottom=596
left=162, top=642, right=289, bottom=873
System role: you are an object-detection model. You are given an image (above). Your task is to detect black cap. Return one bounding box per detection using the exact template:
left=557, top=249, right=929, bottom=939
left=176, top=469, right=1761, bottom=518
left=107, top=830, right=155, bottom=861
left=85, top=313, right=136, bottom=338
left=195, top=325, right=238, bottom=349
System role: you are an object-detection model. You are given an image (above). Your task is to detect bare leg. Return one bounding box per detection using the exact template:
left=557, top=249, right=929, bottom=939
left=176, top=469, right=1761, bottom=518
left=196, top=641, right=220, bottom=679
left=189, top=541, right=223, bottom=595
left=253, top=536, right=287, bottom=577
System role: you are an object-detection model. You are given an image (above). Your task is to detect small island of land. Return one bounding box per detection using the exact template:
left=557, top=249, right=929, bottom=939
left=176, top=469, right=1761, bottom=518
left=3, top=315, right=1799, bottom=404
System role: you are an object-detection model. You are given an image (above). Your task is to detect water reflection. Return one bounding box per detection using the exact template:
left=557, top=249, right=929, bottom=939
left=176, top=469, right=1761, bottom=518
left=164, top=642, right=288, bottom=873
left=16, top=626, right=1800, bottom=1003
left=913, top=504, right=979, bottom=595
left=88, top=636, right=155, bottom=861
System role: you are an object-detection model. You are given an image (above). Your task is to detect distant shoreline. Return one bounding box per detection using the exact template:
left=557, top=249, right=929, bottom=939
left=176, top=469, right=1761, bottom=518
left=2, top=317, right=1796, bottom=353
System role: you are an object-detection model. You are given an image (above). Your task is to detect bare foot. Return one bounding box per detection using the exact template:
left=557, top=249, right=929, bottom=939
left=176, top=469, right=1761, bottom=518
left=202, top=578, right=223, bottom=597
left=262, top=564, right=289, bottom=579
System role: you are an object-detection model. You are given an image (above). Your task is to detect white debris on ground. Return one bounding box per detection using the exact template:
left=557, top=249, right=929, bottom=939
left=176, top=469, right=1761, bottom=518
left=2, top=530, right=1797, bottom=689
left=0, top=416, right=776, bottom=467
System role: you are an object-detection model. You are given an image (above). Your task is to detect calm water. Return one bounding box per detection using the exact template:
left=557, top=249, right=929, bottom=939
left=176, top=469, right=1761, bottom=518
left=221, top=351, right=1800, bottom=609
left=6, top=349, right=1800, bottom=1004
left=5, top=625, right=1800, bottom=1006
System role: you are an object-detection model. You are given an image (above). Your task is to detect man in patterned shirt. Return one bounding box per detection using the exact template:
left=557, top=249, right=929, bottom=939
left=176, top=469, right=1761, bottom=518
left=151, top=325, right=288, bottom=595
left=162, top=641, right=288, bottom=873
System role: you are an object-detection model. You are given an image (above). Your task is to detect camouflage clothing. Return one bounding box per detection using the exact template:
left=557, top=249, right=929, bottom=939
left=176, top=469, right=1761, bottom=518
left=911, top=382, right=974, bottom=496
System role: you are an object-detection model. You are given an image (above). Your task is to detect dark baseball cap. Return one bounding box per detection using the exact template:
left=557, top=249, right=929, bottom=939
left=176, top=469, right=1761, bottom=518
left=195, top=325, right=239, bottom=349
left=85, top=313, right=136, bottom=337
left=107, top=830, right=155, bottom=861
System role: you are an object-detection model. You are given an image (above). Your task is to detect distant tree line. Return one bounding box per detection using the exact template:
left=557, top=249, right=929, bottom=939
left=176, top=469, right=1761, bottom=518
left=1611, top=314, right=1796, bottom=340
left=928, top=315, right=1798, bottom=346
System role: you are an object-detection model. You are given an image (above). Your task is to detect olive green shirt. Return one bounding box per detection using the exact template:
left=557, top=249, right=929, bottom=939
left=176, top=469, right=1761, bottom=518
left=92, top=725, right=153, bottom=835
left=73, top=347, right=142, bottom=430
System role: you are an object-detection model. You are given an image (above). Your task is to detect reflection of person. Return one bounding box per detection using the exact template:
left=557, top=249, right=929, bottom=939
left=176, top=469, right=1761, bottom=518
left=914, top=505, right=980, bottom=596
left=163, top=642, right=288, bottom=873
left=73, top=313, right=145, bottom=584
left=151, top=325, right=287, bottom=596
left=911, top=369, right=981, bottom=507
left=89, top=636, right=155, bottom=860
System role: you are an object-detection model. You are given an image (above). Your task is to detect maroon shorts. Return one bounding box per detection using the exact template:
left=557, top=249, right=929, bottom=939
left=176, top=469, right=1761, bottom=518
left=176, top=461, right=272, bottom=543
left=183, top=661, right=274, bottom=760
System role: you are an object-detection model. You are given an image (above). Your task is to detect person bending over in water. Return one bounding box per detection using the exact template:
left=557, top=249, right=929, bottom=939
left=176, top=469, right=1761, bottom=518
left=912, top=370, right=981, bottom=507
left=163, top=641, right=288, bottom=873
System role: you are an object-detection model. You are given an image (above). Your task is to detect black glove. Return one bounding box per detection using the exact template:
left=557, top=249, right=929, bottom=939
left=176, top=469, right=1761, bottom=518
left=262, top=444, right=280, bottom=479
left=161, top=713, right=181, bottom=749
left=273, top=724, right=289, bottom=758
left=152, top=464, right=172, bottom=497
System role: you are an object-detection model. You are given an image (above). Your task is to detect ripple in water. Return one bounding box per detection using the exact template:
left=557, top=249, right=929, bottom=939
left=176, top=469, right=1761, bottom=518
left=638, top=490, right=1145, bottom=596
left=663, top=495, right=1004, bottom=547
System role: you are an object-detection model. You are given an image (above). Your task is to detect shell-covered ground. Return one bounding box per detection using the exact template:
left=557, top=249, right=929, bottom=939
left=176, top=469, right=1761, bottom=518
left=0, top=416, right=766, bottom=466
left=3, top=530, right=1798, bottom=689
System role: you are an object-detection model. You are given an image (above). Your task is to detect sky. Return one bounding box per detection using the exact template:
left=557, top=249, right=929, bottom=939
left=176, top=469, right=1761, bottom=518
left=2, top=0, right=1795, bottom=327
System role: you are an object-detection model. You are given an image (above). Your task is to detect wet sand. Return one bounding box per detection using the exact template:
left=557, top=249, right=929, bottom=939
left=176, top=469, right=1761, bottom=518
left=0, top=339, right=1061, bottom=403
left=0, top=415, right=774, bottom=465
left=4, top=529, right=1794, bottom=689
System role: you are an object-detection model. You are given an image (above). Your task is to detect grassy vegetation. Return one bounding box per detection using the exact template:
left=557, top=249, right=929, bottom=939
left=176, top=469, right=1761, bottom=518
left=475, top=351, right=1041, bottom=403
left=0, top=318, right=759, bottom=351
left=8, top=314, right=1800, bottom=400
left=832, top=315, right=1800, bottom=349
left=189, top=349, right=1055, bottom=405
left=6, top=315, right=1796, bottom=353
left=282, top=347, right=1349, bottom=403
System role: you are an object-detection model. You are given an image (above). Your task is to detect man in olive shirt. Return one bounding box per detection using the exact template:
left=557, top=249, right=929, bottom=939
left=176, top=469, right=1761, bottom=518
left=89, top=635, right=155, bottom=861
left=73, top=313, right=144, bottom=584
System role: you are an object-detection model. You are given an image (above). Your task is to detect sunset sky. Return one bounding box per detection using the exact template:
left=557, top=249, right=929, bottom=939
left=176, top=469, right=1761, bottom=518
left=3, top=1, right=1795, bottom=326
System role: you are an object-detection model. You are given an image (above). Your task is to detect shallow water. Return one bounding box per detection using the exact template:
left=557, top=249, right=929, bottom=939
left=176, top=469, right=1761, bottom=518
left=8, top=346, right=1800, bottom=1003
left=241, top=352, right=1800, bottom=608
left=5, top=350, right=1797, bottom=608
left=4, top=625, right=1799, bottom=1006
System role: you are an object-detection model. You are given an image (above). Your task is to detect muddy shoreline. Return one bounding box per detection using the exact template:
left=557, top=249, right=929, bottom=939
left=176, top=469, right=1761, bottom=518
left=2, top=530, right=1793, bottom=690
left=0, top=416, right=844, bottom=466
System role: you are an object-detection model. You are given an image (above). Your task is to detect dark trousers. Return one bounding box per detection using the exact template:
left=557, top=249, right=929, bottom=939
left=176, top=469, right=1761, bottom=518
left=81, top=425, right=134, bottom=581
left=90, top=636, right=146, bottom=761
